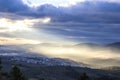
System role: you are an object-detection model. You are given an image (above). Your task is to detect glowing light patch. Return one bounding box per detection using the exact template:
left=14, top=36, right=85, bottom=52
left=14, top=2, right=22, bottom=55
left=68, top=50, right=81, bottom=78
left=59, top=0, right=84, bottom=7
left=42, top=18, right=51, bottom=23
left=0, top=37, right=40, bottom=44
left=0, top=17, right=51, bottom=32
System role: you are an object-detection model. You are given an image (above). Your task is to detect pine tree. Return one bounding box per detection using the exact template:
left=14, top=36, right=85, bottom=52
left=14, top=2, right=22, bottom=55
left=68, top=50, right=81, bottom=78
left=0, top=58, right=8, bottom=80
left=79, top=73, right=89, bottom=80
left=10, top=65, right=28, bottom=80
left=0, top=58, right=2, bottom=79
left=0, top=58, right=2, bottom=71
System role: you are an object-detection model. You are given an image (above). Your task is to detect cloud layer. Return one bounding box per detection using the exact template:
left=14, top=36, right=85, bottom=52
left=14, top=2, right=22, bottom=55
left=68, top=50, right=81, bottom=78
left=0, top=0, right=29, bottom=12
left=0, top=0, right=120, bottom=23
left=0, top=0, right=120, bottom=43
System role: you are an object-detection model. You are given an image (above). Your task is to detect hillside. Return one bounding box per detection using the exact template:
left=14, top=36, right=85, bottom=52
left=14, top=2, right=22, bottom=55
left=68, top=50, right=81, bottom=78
left=0, top=56, right=120, bottom=80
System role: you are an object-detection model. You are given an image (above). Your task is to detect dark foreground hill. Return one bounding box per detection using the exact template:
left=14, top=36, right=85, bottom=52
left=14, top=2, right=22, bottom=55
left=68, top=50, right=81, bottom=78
left=1, top=56, right=120, bottom=80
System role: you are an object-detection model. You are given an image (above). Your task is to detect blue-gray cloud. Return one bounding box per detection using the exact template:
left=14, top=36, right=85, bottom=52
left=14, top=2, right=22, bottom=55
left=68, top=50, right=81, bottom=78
left=37, top=23, right=120, bottom=43
left=0, top=0, right=29, bottom=12
left=0, top=0, right=120, bottom=23
left=33, top=1, right=120, bottom=23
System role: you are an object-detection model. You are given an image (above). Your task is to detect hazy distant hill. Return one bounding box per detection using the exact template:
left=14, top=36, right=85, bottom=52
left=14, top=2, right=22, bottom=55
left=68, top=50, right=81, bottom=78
left=75, top=43, right=102, bottom=49
left=107, top=42, right=120, bottom=47
left=106, top=42, right=120, bottom=49
left=76, top=42, right=120, bottom=49
left=1, top=42, right=120, bottom=56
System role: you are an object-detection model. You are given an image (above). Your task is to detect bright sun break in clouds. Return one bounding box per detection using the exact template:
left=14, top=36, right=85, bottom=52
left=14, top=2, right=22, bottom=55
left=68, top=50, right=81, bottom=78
left=0, top=37, right=40, bottom=45
left=0, top=17, right=51, bottom=44
left=0, top=17, right=51, bottom=32
left=0, top=17, right=73, bottom=45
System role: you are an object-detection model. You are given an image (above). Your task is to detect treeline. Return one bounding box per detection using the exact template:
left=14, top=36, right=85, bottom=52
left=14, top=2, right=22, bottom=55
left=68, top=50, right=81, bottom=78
left=0, top=58, right=28, bottom=80
left=0, top=58, right=90, bottom=80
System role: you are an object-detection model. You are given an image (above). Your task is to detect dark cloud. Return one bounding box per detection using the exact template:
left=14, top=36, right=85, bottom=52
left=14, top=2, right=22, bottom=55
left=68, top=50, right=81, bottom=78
left=0, top=0, right=36, bottom=18
left=33, top=1, right=120, bottom=43
left=32, top=1, right=120, bottom=23
left=50, top=1, right=120, bottom=23
left=0, top=0, right=120, bottom=23
left=34, top=23, right=120, bottom=43
left=0, top=0, right=29, bottom=12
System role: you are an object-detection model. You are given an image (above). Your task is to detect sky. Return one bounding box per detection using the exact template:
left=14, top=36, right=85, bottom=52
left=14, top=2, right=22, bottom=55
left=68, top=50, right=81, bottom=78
left=0, top=0, right=120, bottom=67
left=23, top=0, right=120, bottom=7
left=23, top=0, right=83, bottom=7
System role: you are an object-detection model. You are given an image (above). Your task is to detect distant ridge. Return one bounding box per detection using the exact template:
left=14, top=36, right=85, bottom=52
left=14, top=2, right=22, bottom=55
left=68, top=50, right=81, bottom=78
left=76, top=42, right=120, bottom=49
left=106, top=42, right=120, bottom=48
left=76, top=43, right=100, bottom=46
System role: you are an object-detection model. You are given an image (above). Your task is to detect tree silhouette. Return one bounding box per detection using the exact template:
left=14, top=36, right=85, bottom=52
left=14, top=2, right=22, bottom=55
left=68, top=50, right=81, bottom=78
left=79, top=73, right=89, bottom=80
left=0, top=58, right=2, bottom=79
left=0, top=58, right=2, bottom=71
left=10, top=65, right=28, bottom=80
left=0, top=58, right=8, bottom=80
